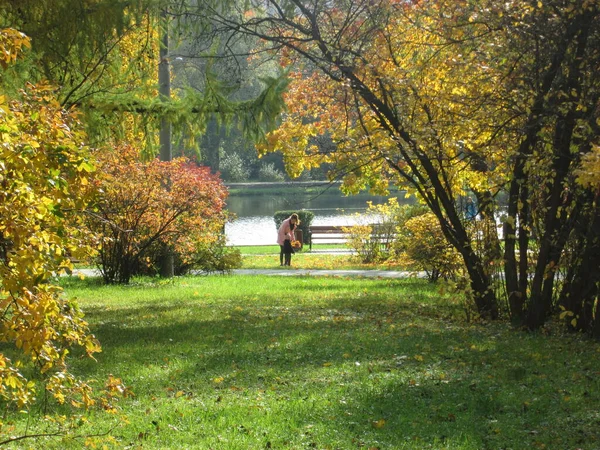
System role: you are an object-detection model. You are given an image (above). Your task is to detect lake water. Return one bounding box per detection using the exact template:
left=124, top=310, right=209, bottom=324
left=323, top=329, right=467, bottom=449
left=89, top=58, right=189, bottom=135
left=225, top=183, right=411, bottom=246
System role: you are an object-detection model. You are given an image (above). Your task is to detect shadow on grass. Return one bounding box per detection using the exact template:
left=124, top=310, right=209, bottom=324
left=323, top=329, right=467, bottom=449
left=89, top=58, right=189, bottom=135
left=64, top=276, right=600, bottom=449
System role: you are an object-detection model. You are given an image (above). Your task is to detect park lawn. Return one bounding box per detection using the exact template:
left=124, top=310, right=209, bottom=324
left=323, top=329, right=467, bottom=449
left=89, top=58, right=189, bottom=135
left=241, top=252, right=361, bottom=270
left=239, top=246, right=407, bottom=271
left=236, top=244, right=350, bottom=256
left=6, top=275, right=600, bottom=449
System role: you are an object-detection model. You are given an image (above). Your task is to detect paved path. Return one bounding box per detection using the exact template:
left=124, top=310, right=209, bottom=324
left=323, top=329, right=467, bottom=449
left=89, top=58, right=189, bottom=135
left=72, top=268, right=424, bottom=279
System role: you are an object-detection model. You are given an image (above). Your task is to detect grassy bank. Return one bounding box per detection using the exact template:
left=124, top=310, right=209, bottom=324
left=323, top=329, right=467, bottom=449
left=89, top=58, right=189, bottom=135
left=237, top=245, right=409, bottom=271
left=5, top=275, right=599, bottom=449
left=236, top=244, right=348, bottom=255
left=241, top=253, right=406, bottom=271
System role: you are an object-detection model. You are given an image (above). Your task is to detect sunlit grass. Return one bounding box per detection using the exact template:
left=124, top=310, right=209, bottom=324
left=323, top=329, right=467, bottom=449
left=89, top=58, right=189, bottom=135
left=235, top=244, right=349, bottom=255
left=238, top=245, right=408, bottom=270
left=6, top=275, right=600, bottom=449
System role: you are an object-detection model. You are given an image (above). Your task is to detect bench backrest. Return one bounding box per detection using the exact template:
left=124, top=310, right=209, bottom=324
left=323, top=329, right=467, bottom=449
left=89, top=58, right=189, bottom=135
left=309, top=225, right=351, bottom=234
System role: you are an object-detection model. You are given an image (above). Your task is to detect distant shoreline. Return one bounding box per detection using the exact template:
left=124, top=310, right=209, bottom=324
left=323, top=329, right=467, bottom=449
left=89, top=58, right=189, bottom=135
left=225, top=180, right=341, bottom=188
left=226, top=181, right=404, bottom=196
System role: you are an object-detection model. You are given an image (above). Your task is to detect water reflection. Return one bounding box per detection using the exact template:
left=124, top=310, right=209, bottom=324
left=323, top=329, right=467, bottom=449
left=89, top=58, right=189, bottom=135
left=225, top=186, right=410, bottom=246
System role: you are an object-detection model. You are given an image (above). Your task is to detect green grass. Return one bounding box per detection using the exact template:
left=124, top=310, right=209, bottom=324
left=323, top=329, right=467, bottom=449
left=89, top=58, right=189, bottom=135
left=235, top=244, right=349, bottom=255
left=240, top=253, right=406, bottom=270
left=237, top=245, right=408, bottom=271
left=235, top=244, right=283, bottom=255
left=5, top=275, right=600, bottom=449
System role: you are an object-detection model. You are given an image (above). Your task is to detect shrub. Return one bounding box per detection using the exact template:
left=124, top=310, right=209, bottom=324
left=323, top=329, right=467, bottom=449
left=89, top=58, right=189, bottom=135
left=344, top=224, right=385, bottom=263
left=345, top=199, right=406, bottom=263
left=397, top=212, right=464, bottom=281
left=344, top=199, right=460, bottom=274
left=89, top=145, right=229, bottom=284
left=176, top=239, right=243, bottom=275
left=257, top=162, right=285, bottom=182
left=219, top=152, right=249, bottom=182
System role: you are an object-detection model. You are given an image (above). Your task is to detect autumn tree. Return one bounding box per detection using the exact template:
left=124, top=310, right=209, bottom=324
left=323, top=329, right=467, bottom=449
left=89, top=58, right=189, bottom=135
left=197, top=0, right=600, bottom=328
left=2, top=0, right=289, bottom=282
left=197, top=0, right=504, bottom=319
left=493, top=1, right=600, bottom=332
left=0, top=28, right=103, bottom=417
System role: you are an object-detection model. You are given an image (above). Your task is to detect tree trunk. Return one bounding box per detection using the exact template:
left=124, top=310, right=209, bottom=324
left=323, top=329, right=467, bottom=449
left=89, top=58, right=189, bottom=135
left=526, top=12, right=592, bottom=330
left=420, top=171, right=499, bottom=320
left=559, top=191, right=600, bottom=335
left=158, top=10, right=174, bottom=278
left=201, top=117, right=225, bottom=173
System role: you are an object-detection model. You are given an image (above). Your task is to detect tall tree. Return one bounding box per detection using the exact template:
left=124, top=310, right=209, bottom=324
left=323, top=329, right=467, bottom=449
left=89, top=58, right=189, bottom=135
left=494, top=1, right=600, bottom=330
left=198, top=0, right=503, bottom=318
left=196, top=0, right=600, bottom=327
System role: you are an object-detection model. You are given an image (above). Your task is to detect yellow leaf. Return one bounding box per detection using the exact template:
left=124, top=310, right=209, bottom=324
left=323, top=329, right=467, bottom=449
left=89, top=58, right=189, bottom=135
left=559, top=311, right=572, bottom=319
left=371, top=419, right=386, bottom=429
left=213, top=377, right=224, bottom=384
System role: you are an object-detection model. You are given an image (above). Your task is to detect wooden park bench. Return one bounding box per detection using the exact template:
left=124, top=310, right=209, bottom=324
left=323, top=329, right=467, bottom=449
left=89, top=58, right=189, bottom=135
left=307, top=225, right=356, bottom=250
left=308, top=224, right=396, bottom=251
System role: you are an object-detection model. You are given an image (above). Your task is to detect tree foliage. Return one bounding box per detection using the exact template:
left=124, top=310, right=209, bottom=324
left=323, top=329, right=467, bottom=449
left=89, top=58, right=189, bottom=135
left=1, top=0, right=290, bottom=157
left=200, top=0, right=600, bottom=330
left=0, top=29, right=101, bottom=411
left=399, top=212, right=464, bottom=282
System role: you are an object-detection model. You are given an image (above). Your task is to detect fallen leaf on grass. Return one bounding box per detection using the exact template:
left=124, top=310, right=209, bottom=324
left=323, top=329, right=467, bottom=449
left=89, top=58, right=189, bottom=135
left=371, top=419, right=386, bottom=429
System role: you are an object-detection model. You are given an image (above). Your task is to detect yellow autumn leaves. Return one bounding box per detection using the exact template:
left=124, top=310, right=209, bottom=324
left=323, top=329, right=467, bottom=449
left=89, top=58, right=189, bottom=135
left=0, top=29, right=102, bottom=411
